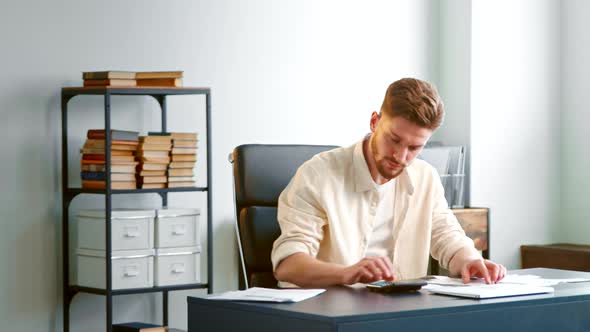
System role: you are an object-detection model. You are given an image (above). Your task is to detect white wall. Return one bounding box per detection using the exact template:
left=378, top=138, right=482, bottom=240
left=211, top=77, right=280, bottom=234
left=434, top=0, right=472, bottom=205
left=0, top=1, right=441, bottom=331
left=560, top=0, right=590, bottom=244
left=470, top=0, right=561, bottom=268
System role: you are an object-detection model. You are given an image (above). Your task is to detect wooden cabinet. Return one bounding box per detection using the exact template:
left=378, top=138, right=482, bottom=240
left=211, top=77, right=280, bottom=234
left=521, top=243, right=590, bottom=272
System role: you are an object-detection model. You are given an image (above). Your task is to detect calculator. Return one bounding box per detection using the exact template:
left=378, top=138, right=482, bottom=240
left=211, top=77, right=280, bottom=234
left=366, top=279, right=427, bottom=293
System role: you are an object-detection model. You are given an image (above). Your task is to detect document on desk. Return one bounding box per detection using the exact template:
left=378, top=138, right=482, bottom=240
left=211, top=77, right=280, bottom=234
left=422, top=275, right=558, bottom=299
left=207, top=287, right=326, bottom=303
left=423, top=283, right=554, bottom=299
left=426, top=275, right=590, bottom=287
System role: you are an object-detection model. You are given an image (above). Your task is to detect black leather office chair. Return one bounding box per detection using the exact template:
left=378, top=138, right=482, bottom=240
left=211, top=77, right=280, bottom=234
left=229, top=144, right=337, bottom=289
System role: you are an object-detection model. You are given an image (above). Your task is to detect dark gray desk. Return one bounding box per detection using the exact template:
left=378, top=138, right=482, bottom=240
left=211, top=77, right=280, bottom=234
left=187, top=268, right=590, bottom=332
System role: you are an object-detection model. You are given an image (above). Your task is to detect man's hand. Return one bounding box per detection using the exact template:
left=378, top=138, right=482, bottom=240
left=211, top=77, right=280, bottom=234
left=341, top=257, right=395, bottom=285
left=461, top=258, right=506, bottom=284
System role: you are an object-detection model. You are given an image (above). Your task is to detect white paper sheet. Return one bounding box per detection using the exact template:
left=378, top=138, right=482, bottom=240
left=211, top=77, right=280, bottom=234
left=207, top=287, right=326, bottom=303
left=423, top=283, right=554, bottom=299
left=425, top=275, right=590, bottom=287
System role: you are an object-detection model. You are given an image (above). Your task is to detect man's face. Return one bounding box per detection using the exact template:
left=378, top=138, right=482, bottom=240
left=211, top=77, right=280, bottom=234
left=370, top=113, right=433, bottom=180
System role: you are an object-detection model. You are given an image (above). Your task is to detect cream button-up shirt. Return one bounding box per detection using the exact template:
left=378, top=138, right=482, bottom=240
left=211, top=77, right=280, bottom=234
left=271, top=139, right=478, bottom=281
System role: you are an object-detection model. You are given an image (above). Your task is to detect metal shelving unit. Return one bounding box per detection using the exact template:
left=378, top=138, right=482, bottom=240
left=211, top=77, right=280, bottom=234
left=61, top=86, right=213, bottom=332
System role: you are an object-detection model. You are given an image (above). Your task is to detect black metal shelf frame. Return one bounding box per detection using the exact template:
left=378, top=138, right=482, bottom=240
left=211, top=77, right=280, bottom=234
left=61, top=87, right=213, bottom=332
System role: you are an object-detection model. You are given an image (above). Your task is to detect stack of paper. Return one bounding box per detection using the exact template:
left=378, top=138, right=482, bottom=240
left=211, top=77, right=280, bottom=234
left=422, top=274, right=590, bottom=299
left=426, top=275, right=590, bottom=287
left=208, top=287, right=326, bottom=303
left=424, top=283, right=554, bottom=299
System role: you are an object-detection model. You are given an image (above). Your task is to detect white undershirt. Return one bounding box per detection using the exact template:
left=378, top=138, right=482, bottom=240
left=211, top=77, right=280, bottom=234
left=365, top=179, right=396, bottom=259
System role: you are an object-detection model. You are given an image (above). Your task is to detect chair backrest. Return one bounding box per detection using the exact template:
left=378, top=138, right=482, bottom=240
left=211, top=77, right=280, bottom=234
left=230, top=144, right=337, bottom=288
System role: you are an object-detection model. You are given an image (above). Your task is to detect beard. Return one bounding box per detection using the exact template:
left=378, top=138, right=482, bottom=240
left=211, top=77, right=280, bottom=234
left=370, top=136, right=406, bottom=180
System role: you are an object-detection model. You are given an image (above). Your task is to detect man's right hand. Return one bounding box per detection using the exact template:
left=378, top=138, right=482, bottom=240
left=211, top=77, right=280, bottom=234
left=341, top=256, right=395, bottom=285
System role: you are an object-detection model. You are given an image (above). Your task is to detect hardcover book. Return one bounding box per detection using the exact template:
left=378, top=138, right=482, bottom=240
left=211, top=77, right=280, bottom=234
left=81, top=164, right=136, bottom=173
left=87, top=129, right=139, bottom=141
left=168, top=169, right=194, bottom=177
left=167, top=181, right=196, bottom=188
left=138, top=163, right=168, bottom=171
left=136, top=78, right=182, bottom=87
left=170, top=132, right=198, bottom=140
left=81, top=172, right=135, bottom=181
left=135, top=71, right=183, bottom=79
left=169, top=161, right=196, bottom=169
left=138, top=143, right=172, bottom=151
left=82, top=180, right=136, bottom=190
left=82, top=71, right=135, bottom=80
left=140, top=136, right=172, bottom=144
left=171, top=148, right=197, bottom=155
left=139, top=176, right=167, bottom=184
left=83, top=79, right=136, bottom=87
left=172, top=140, right=197, bottom=148
left=168, top=176, right=196, bottom=182
left=171, top=154, right=196, bottom=162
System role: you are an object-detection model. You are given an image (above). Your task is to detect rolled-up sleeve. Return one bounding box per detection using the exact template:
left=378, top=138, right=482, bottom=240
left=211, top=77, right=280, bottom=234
left=271, top=163, right=327, bottom=271
left=429, top=168, right=478, bottom=269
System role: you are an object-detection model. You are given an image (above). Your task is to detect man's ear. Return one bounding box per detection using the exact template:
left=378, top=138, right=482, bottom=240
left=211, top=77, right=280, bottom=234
left=370, top=112, right=381, bottom=133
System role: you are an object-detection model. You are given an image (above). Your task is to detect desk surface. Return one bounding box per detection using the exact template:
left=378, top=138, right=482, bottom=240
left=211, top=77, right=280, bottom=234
left=188, top=268, right=590, bottom=331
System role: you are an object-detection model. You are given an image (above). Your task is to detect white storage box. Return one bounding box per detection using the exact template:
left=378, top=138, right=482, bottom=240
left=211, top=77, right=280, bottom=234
left=154, top=246, right=201, bottom=286
left=77, top=209, right=155, bottom=251
left=155, top=208, right=200, bottom=248
left=76, top=248, right=154, bottom=289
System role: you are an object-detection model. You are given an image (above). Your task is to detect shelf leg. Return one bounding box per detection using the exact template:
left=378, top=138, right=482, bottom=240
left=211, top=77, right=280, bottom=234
left=62, top=91, right=70, bottom=332
left=206, top=91, right=213, bottom=294
left=163, top=290, right=169, bottom=327
left=105, top=92, right=114, bottom=332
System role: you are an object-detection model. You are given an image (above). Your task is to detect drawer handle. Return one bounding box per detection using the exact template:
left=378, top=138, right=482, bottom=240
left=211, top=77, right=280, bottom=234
left=124, top=226, right=140, bottom=238
left=172, top=225, right=186, bottom=236
left=124, top=266, right=139, bottom=277
left=172, top=264, right=186, bottom=274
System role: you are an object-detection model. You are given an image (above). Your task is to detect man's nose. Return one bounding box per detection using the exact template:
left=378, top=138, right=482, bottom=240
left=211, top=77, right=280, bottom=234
left=393, top=147, right=408, bottom=162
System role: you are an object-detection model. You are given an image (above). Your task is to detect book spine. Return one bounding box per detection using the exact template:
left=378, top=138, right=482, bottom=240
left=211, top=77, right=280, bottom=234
left=81, top=171, right=106, bottom=181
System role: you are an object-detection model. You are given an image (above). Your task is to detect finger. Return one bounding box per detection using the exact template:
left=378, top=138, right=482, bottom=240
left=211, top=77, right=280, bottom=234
left=498, top=265, right=506, bottom=281
left=379, top=257, right=396, bottom=280
left=360, top=268, right=374, bottom=283
left=461, top=264, right=471, bottom=284
left=487, top=261, right=500, bottom=283
left=372, top=258, right=392, bottom=279
left=478, top=261, right=492, bottom=284
left=364, top=261, right=383, bottom=280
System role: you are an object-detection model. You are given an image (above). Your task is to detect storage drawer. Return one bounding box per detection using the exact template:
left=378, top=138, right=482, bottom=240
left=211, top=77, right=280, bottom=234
left=154, top=246, right=201, bottom=286
left=155, top=208, right=200, bottom=248
left=77, top=209, right=155, bottom=251
left=76, top=248, right=154, bottom=289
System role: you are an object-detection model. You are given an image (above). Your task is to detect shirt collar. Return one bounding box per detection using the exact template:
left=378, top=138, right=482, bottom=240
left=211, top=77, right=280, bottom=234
left=352, top=137, right=415, bottom=195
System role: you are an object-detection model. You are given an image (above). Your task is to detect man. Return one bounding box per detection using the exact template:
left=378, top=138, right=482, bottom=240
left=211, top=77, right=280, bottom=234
left=271, top=78, right=506, bottom=288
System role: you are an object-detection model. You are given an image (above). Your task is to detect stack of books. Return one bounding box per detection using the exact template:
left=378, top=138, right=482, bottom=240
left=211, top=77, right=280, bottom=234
left=168, top=132, right=198, bottom=188
left=136, top=134, right=172, bottom=189
left=80, top=129, right=139, bottom=190
left=82, top=71, right=183, bottom=88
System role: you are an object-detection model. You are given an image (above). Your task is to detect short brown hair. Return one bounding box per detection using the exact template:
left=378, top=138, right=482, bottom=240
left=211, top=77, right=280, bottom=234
left=380, top=78, right=444, bottom=129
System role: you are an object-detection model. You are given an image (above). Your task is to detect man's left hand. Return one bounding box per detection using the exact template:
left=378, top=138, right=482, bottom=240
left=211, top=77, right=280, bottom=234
left=461, top=259, right=506, bottom=284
